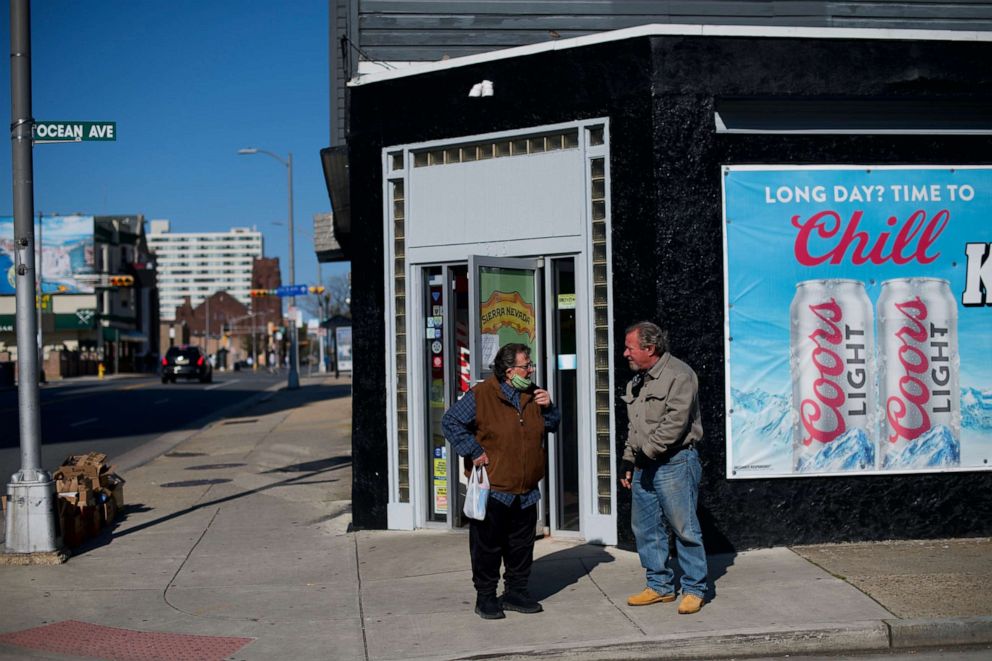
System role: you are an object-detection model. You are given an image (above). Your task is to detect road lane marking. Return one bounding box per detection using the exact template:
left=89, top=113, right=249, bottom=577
left=0, top=378, right=158, bottom=414
left=205, top=379, right=239, bottom=391
left=120, top=382, right=154, bottom=391
left=70, top=417, right=99, bottom=427
left=154, top=398, right=170, bottom=405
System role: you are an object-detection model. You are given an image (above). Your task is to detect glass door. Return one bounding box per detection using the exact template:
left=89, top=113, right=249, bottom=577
left=422, top=264, right=473, bottom=528
left=549, top=257, right=580, bottom=532
left=468, top=256, right=543, bottom=382
left=423, top=267, right=449, bottom=524
left=468, top=255, right=545, bottom=530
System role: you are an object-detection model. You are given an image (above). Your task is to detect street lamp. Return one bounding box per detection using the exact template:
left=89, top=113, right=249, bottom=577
left=238, top=147, right=299, bottom=390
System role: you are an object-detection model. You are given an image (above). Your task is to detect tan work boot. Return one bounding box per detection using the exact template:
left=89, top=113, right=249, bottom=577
left=677, top=593, right=704, bottom=614
left=627, top=587, right=676, bottom=606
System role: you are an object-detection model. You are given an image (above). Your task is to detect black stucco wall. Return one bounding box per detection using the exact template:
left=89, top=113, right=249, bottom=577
left=641, top=36, right=992, bottom=550
left=348, top=34, right=992, bottom=549
left=348, top=39, right=655, bottom=530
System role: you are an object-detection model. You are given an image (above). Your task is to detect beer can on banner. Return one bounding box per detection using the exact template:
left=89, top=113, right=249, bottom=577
left=790, top=279, right=876, bottom=473
left=877, top=278, right=960, bottom=470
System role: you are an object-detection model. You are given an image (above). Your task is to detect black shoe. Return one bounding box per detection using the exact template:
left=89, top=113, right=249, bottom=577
left=475, top=593, right=506, bottom=620
left=500, top=589, right=543, bottom=614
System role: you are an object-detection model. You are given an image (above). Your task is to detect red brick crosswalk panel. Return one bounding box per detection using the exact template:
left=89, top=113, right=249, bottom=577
left=0, top=620, right=254, bottom=660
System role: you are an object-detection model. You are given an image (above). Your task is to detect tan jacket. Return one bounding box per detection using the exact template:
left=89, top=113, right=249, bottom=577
left=621, top=352, right=703, bottom=465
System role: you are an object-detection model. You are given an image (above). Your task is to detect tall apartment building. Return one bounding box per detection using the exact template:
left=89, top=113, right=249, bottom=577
left=147, top=220, right=263, bottom=320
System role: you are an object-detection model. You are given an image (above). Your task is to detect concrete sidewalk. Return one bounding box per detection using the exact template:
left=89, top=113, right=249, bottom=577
left=1, top=376, right=990, bottom=660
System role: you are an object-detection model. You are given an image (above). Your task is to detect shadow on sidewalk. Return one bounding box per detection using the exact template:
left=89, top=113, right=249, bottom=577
left=77, top=454, right=352, bottom=552
left=530, top=543, right=616, bottom=601
left=612, top=540, right=736, bottom=602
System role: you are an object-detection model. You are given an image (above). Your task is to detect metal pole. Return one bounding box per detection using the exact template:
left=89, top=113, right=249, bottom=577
left=6, top=0, right=59, bottom=554
left=238, top=147, right=297, bottom=388
left=287, top=152, right=299, bottom=389
left=36, top=211, right=44, bottom=383
left=204, top=295, right=209, bottom=353
left=318, top=296, right=326, bottom=373
left=317, top=262, right=326, bottom=373
left=251, top=306, right=257, bottom=371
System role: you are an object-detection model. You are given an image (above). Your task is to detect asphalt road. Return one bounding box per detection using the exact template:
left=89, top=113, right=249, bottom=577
left=0, top=369, right=289, bottom=482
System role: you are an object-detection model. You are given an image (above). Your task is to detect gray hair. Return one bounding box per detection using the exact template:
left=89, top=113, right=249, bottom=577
left=493, top=343, right=531, bottom=379
left=625, top=321, right=669, bottom=356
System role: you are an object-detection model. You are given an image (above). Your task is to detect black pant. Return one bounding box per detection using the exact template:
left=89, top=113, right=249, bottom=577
left=469, top=496, right=538, bottom=595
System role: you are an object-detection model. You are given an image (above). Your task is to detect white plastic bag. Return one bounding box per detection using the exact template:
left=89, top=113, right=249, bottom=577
left=463, top=465, right=490, bottom=521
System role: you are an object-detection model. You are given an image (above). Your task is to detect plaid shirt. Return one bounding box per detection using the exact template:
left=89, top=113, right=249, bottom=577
left=442, top=380, right=560, bottom=509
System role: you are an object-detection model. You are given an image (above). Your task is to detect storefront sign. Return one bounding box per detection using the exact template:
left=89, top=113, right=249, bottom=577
left=480, top=290, right=535, bottom=340
left=723, top=165, right=992, bottom=478
left=56, top=309, right=97, bottom=330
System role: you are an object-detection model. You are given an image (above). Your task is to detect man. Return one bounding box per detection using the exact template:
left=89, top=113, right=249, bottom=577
left=442, top=343, right=560, bottom=620
left=620, top=321, right=708, bottom=615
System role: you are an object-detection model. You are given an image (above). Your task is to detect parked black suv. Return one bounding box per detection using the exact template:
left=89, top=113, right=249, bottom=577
left=161, top=345, right=213, bottom=384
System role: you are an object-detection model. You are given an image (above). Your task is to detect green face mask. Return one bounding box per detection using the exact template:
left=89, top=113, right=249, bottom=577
left=509, top=373, right=532, bottom=391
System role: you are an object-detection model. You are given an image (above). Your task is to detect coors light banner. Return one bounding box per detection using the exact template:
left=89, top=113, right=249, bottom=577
left=722, top=166, right=991, bottom=479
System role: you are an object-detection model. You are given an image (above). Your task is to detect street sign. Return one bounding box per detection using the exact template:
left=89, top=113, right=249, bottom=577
left=33, top=121, right=117, bottom=143
left=275, top=284, right=308, bottom=297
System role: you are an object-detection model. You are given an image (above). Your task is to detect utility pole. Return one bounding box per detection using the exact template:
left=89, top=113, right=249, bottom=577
left=204, top=295, right=210, bottom=354
left=316, top=261, right=326, bottom=373
left=251, top=304, right=258, bottom=371
left=286, top=152, right=299, bottom=389
left=237, top=147, right=298, bottom=389
left=5, top=0, right=60, bottom=556
left=36, top=211, right=45, bottom=383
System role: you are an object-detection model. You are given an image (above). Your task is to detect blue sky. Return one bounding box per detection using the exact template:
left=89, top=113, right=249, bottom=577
left=0, top=0, right=347, bottom=289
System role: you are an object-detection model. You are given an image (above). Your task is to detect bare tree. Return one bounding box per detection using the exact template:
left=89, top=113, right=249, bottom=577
left=323, top=272, right=351, bottom=318
left=295, top=271, right=350, bottom=321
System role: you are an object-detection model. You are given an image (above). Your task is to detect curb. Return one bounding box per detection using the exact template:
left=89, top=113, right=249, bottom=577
left=455, top=622, right=890, bottom=660
left=454, top=617, right=992, bottom=660
left=887, top=615, right=992, bottom=649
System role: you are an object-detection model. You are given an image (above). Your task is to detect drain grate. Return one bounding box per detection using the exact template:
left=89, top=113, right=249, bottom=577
left=159, top=478, right=232, bottom=488
left=0, top=620, right=253, bottom=660
left=164, top=451, right=206, bottom=458
left=221, top=418, right=259, bottom=425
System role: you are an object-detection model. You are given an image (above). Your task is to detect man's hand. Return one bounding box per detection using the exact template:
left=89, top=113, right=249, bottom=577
left=620, top=471, right=632, bottom=489
left=533, top=388, right=551, bottom=407
left=473, top=452, right=489, bottom=467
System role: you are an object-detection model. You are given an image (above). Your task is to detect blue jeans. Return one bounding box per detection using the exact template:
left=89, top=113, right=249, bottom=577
left=631, top=446, right=708, bottom=598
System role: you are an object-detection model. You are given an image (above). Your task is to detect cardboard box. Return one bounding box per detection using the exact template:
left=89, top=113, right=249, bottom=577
left=76, top=486, right=95, bottom=508
left=112, top=483, right=124, bottom=510
left=61, top=508, right=84, bottom=548
left=79, top=505, right=101, bottom=537
left=101, top=497, right=118, bottom=525
left=59, top=453, right=110, bottom=481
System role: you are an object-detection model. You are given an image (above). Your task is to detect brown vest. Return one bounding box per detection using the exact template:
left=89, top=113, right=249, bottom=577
left=472, top=376, right=547, bottom=494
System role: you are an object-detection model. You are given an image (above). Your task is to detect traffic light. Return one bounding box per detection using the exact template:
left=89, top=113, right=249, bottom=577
left=308, top=285, right=325, bottom=294
left=109, top=275, right=134, bottom=287
left=250, top=289, right=274, bottom=297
